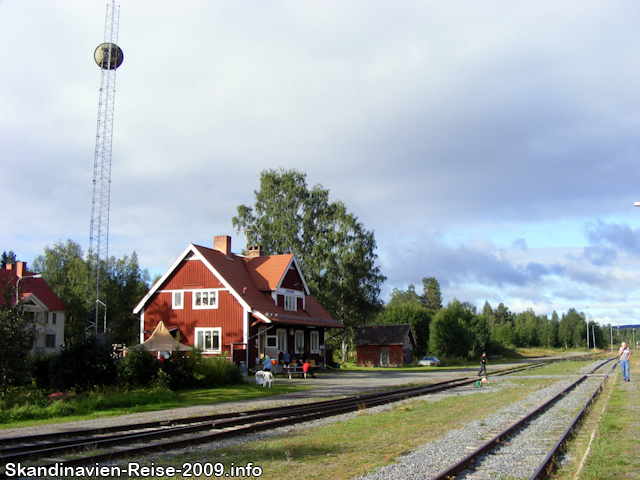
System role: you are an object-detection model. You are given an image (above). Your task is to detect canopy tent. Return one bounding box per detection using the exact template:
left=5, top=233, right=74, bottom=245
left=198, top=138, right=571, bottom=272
left=142, top=321, right=191, bottom=351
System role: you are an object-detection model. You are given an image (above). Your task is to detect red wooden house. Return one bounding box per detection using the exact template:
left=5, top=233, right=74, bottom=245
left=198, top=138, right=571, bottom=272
left=353, top=324, right=416, bottom=367
left=133, top=236, right=343, bottom=370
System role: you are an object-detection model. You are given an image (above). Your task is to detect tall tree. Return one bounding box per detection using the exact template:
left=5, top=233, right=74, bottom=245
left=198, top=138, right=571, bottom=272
left=33, top=240, right=150, bottom=344
left=32, top=240, right=87, bottom=340
left=0, top=277, right=36, bottom=395
left=428, top=298, right=472, bottom=358
left=233, top=168, right=386, bottom=361
left=420, top=277, right=442, bottom=312
left=374, top=286, right=432, bottom=355
left=1, top=251, right=18, bottom=269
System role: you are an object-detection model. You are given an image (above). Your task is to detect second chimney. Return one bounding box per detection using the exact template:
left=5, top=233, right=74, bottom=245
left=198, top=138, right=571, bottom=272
left=247, top=246, right=263, bottom=258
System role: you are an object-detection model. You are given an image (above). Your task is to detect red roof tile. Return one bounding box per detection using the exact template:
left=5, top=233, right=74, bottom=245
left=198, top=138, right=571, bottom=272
left=0, top=269, right=67, bottom=311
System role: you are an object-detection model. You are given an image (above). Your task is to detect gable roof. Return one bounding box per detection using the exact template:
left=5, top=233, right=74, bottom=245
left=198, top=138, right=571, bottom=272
left=133, top=243, right=343, bottom=329
left=0, top=269, right=66, bottom=311
left=353, top=324, right=416, bottom=346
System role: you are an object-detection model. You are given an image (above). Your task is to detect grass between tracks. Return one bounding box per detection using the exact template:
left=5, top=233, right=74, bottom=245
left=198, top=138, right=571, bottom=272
left=140, top=378, right=556, bottom=480
left=551, top=359, right=640, bottom=480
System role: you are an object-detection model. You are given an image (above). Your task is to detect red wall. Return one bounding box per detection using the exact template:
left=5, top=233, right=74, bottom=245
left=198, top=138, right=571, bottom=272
left=143, top=260, right=245, bottom=351
left=356, top=345, right=404, bottom=367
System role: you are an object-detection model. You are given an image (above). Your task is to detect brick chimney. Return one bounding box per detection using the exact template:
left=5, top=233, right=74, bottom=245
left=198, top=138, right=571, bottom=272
left=247, top=246, right=263, bottom=258
left=213, top=235, right=232, bottom=256
left=6, top=262, right=27, bottom=277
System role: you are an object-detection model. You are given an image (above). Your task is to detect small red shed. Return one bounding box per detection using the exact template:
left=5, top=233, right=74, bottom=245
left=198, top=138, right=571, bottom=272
left=354, top=324, right=416, bottom=367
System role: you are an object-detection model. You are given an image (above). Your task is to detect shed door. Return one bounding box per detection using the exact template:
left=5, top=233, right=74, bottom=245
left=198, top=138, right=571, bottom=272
left=380, top=347, right=388, bottom=367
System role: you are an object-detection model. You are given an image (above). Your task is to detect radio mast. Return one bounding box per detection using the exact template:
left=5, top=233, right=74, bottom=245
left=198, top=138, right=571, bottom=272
left=87, top=1, right=123, bottom=336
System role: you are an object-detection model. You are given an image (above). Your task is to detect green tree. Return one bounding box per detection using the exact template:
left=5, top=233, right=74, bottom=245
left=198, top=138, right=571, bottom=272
left=33, top=241, right=151, bottom=345
left=558, top=308, right=584, bottom=348
left=0, top=278, right=36, bottom=395
left=233, top=169, right=386, bottom=362
left=420, top=277, right=442, bottom=312
left=1, top=251, right=18, bottom=269
left=32, top=240, right=88, bottom=340
left=374, top=288, right=432, bottom=355
left=104, top=253, right=151, bottom=345
left=428, top=298, right=471, bottom=358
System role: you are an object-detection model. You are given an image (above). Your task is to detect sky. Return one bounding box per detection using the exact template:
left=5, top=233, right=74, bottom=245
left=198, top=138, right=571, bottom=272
left=1, top=1, right=639, bottom=326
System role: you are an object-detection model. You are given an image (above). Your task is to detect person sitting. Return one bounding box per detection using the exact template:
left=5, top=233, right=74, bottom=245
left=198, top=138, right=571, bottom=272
left=302, top=359, right=316, bottom=378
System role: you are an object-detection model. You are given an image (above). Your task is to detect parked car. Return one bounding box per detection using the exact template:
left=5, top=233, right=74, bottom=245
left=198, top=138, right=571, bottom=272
left=418, top=356, right=440, bottom=366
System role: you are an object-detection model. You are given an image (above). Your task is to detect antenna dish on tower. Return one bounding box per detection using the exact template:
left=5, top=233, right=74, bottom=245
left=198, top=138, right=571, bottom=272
left=94, top=43, right=124, bottom=70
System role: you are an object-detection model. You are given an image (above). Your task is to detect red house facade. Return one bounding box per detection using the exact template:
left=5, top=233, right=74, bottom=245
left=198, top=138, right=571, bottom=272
left=133, top=236, right=343, bottom=370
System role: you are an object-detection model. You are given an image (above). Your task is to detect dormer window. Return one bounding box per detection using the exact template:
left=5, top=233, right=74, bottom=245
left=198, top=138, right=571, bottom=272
left=284, top=295, right=297, bottom=311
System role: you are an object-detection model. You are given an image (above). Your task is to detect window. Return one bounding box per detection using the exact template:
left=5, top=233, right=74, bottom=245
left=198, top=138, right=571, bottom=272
left=284, top=295, right=297, bottom=311
left=195, top=327, right=221, bottom=353
left=295, top=330, right=304, bottom=354
left=193, top=290, right=218, bottom=309
left=276, top=329, right=287, bottom=353
left=52, top=313, right=57, bottom=325
left=310, top=331, right=319, bottom=354
left=172, top=291, right=183, bottom=309
left=45, top=334, right=56, bottom=348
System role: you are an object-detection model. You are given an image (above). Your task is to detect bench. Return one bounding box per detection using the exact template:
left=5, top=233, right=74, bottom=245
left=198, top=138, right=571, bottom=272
left=282, top=366, right=307, bottom=379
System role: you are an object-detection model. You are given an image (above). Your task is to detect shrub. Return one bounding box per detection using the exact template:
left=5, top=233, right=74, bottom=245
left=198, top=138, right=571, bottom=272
left=28, top=351, right=55, bottom=389
left=117, top=346, right=161, bottom=387
left=48, top=336, right=117, bottom=391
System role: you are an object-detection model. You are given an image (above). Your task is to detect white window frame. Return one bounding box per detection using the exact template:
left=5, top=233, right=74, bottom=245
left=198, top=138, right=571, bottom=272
left=276, top=329, right=287, bottom=353
left=192, top=289, right=218, bottom=309
left=310, top=330, right=319, bottom=354
left=295, top=330, right=305, bottom=354
left=284, top=295, right=297, bottom=311
left=194, top=327, right=222, bottom=353
left=172, top=291, right=184, bottom=310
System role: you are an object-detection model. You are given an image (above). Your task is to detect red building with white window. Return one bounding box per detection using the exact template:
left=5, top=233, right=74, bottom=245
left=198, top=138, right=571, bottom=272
left=133, top=236, right=343, bottom=370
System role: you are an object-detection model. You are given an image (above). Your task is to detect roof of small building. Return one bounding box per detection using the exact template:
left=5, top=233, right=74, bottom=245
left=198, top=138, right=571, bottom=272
left=0, top=268, right=66, bottom=311
left=353, top=324, right=416, bottom=346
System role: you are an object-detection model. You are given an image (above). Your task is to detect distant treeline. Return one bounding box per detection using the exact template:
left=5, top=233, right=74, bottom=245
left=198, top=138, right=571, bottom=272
left=368, top=279, right=632, bottom=359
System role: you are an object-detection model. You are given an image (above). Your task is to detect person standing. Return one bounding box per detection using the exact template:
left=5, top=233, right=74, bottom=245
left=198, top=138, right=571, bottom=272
left=282, top=351, right=291, bottom=366
left=263, top=355, right=272, bottom=372
left=478, top=352, right=488, bottom=377
left=619, top=342, right=632, bottom=382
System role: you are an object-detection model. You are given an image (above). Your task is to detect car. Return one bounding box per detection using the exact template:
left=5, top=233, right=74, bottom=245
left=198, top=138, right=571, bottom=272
left=418, top=356, right=440, bottom=366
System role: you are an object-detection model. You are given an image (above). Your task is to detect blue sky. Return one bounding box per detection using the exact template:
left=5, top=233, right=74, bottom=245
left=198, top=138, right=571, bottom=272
left=1, top=1, right=639, bottom=326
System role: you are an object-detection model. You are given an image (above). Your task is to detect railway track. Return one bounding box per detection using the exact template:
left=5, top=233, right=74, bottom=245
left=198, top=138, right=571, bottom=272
left=428, top=357, right=617, bottom=480
left=0, top=361, right=551, bottom=478
left=356, top=356, right=616, bottom=480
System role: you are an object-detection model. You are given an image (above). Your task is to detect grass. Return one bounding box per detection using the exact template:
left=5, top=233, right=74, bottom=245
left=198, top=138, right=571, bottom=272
left=147, top=380, right=546, bottom=479
left=0, top=382, right=312, bottom=429
left=551, top=358, right=640, bottom=480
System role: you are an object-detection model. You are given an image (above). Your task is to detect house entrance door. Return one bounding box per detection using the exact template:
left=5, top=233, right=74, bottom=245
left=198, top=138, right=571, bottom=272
left=380, top=347, right=389, bottom=367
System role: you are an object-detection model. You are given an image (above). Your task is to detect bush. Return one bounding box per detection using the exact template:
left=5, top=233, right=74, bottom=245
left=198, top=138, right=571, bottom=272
left=160, top=348, right=244, bottom=390
left=117, top=346, right=161, bottom=387
left=28, top=351, right=55, bottom=389
left=48, top=336, right=117, bottom=391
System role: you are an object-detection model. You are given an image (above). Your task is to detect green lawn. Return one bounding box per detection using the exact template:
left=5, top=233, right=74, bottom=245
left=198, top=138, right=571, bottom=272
left=0, top=382, right=312, bottom=429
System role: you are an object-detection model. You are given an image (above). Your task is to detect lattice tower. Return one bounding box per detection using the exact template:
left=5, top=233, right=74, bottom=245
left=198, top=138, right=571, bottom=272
left=87, top=2, right=123, bottom=335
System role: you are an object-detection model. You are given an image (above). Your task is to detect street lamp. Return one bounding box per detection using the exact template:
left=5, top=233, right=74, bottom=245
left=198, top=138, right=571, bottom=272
left=96, top=299, right=107, bottom=335
left=15, top=274, right=42, bottom=304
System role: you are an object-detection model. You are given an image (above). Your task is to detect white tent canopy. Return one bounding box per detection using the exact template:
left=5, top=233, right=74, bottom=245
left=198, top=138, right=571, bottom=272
left=142, top=321, right=190, bottom=351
